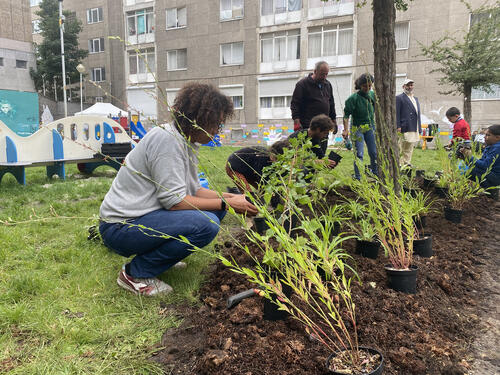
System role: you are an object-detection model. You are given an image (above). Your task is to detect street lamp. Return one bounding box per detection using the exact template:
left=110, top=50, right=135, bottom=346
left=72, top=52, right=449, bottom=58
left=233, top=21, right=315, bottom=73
left=76, top=64, right=85, bottom=112
left=58, top=0, right=67, bottom=117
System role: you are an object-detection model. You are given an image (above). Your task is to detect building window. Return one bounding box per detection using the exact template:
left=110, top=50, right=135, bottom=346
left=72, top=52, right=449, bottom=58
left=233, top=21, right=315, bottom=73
left=127, top=8, right=154, bottom=36
left=220, top=0, right=244, bottom=21
left=166, top=7, right=187, bottom=29
left=472, top=84, right=500, bottom=100
left=16, top=60, right=27, bottom=69
left=395, top=22, right=410, bottom=50
left=308, top=24, right=353, bottom=58
left=30, top=0, right=41, bottom=6
left=259, top=77, right=297, bottom=119
left=88, top=38, right=105, bottom=53
left=220, top=85, right=244, bottom=109
left=220, top=42, right=244, bottom=65
left=167, top=49, right=187, bottom=71
left=0, top=57, right=3, bottom=66
left=232, top=96, right=244, bottom=109
left=87, top=7, right=103, bottom=24
left=470, top=11, right=493, bottom=27
left=260, top=96, right=292, bottom=108
left=261, top=30, right=300, bottom=62
left=32, top=20, right=41, bottom=34
left=95, top=97, right=104, bottom=103
left=128, top=48, right=156, bottom=74
left=261, top=0, right=302, bottom=15
left=91, top=67, right=106, bottom=82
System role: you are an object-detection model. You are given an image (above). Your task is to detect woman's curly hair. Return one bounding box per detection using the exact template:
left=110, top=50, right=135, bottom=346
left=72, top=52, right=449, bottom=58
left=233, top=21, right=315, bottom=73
left=171, top=83, right=234, bottom=139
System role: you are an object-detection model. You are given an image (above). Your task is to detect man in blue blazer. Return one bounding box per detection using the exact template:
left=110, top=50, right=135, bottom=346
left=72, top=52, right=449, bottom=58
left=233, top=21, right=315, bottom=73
left=396, top=78, right=422, bottom=167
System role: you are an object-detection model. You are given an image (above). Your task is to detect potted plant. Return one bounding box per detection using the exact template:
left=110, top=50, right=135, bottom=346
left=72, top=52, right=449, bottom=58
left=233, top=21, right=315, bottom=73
left=405, top=190, right=434, bottom=230
left=350, top=171, right=418, bottom=294
left=400, top=174, right=421, bottom=197
left=445, top=173, right=487, bottom=223
left=214, top=142, right=383, bottom=374
left=217, top=207, right=383, bottom=374
left=422, top=172, right=437, bottom=189
left=344, top=201, right=380, bottom=259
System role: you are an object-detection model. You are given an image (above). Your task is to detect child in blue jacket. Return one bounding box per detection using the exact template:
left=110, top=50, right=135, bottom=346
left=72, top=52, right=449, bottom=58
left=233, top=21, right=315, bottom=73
left=463, top=124, right=500, bottom=188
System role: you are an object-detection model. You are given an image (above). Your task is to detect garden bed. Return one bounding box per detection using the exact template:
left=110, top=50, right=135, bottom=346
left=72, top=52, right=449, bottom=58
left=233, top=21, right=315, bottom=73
left=152, top=191, right=500, bottom=374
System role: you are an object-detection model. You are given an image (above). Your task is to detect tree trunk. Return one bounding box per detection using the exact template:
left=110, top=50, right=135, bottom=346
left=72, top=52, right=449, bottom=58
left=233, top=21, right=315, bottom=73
left=373, top=0, right=400, bottom=190
left=463, top=84, right=472, bottom=125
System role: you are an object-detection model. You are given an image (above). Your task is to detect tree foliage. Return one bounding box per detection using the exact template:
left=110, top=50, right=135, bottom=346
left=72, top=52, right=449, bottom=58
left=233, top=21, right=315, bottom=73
left=30, top=0, right=88, bottom=99
left=420, top=1, right=500, bottom=123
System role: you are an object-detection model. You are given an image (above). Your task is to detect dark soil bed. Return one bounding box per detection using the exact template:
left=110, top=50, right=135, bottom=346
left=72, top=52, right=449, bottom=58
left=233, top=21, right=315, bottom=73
left=153, top=188, right=500, bottom=375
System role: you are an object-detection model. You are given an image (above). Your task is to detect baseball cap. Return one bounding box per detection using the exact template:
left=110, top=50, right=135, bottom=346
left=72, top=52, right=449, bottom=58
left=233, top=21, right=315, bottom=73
left=403, top=78, right=414, bottom=85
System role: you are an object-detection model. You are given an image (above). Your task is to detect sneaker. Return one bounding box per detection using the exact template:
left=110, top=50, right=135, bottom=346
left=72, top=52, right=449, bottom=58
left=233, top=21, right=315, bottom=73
left=117, top=265, right=173, bottom=296
left=172, top=261, right=187, bottom=269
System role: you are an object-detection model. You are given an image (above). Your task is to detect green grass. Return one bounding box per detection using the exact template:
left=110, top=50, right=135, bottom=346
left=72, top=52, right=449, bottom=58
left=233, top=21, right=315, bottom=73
left=0, top=144, right=439, bottom=374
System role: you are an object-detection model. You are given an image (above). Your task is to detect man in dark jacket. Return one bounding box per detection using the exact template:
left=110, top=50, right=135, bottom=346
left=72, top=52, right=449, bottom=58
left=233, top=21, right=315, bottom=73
left=396, top=78, right=421, bottom=167
left=290, top=61, right=337, bottom=131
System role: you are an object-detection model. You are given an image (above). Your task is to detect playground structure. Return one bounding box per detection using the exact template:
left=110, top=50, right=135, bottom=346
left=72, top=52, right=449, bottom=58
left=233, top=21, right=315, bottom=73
left=0, top=116, right=136, bottom=185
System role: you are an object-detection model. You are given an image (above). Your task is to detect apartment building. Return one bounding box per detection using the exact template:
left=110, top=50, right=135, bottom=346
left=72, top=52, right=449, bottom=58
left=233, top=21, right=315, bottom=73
left=28, top=0, right=499, bottom=135
left=29, top=0, right=125, bottom=107
left=0, top=0, right=39, bottom=135
left=149, top=0, right=498, bottom=139
left=1, top=0, right=37, bottom=93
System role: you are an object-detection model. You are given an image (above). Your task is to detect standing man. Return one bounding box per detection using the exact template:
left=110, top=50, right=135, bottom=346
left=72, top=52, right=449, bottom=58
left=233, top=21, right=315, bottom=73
left=290, top=61, right=337, bottom=132
left=396, top=78, right=421, bottom=167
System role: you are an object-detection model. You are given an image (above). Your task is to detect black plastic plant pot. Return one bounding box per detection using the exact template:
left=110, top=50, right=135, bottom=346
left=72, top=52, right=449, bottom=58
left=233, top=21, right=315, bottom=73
left=434, top=186, right=449, bottom=198
left=403, top=187, right=418, bottom=197
left=253, top=217, right=269, bottom=235
left=416, top=169, right=425, bottom=178
left=384, top=264, right=418, bottom=294
left=423, top=177, right=436, bottom=189
left=413, top=215, right=427, bottom=230
left=263, top=283, right=292, bottom=321
left=413, top=234, right=433, bottom=258
left=444, top=207, right=463, bottom=224
left=355, top=240, right=380, bottom=259
left=326, top=347, right=384, bottom=375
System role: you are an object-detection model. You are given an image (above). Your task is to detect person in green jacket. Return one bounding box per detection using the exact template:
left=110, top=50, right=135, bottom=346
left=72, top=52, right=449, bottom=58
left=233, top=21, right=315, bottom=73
left=342, top=73, right=378, bottom=180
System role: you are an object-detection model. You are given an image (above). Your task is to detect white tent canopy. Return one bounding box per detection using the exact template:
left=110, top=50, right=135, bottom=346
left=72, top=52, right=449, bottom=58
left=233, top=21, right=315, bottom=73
left=75, top=103, right=127, bottom=117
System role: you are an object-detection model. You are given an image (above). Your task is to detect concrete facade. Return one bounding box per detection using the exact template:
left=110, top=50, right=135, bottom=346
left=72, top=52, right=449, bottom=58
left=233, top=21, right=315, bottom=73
left=28, top=0, right=500, bottom=136
left=0, top=0, right=36, bottom=93
left=29, top=0, right=126, bottom=107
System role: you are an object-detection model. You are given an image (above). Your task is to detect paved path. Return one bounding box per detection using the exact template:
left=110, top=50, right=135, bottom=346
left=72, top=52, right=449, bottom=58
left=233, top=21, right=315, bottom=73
left=471, top=200, right=500, bottom=375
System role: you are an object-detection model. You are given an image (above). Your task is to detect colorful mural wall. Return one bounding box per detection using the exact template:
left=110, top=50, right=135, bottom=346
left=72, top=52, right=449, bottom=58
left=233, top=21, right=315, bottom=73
left=0, top=90, right=39, bottom=136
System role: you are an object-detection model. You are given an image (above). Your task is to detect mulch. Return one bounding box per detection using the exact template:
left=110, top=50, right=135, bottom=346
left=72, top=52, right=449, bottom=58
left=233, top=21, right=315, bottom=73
left=152, top=186, right=500, bottom=375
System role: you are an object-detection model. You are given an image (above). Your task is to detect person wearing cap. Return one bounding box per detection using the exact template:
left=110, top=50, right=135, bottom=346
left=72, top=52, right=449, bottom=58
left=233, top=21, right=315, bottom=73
left=396, top=78, right=422, bottom=167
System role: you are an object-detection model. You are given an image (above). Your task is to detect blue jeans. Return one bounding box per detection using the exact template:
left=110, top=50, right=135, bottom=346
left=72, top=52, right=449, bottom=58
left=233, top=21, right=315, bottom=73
left=352, top=127, right=378, bottom=180
left=99, top=209, right=226, bottom=278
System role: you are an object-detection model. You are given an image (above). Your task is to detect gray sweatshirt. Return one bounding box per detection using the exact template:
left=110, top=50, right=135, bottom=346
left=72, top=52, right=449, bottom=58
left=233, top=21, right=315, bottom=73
left=99, top=124, right=201, bottom=222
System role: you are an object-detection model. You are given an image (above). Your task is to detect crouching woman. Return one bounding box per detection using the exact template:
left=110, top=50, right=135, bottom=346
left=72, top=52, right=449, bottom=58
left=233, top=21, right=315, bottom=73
left=99, top=83, right=257, bottom=296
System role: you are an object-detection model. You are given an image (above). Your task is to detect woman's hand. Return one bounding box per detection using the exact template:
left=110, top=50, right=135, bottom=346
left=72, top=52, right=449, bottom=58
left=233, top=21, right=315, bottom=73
left=225, top=194, right=258, bottom=216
